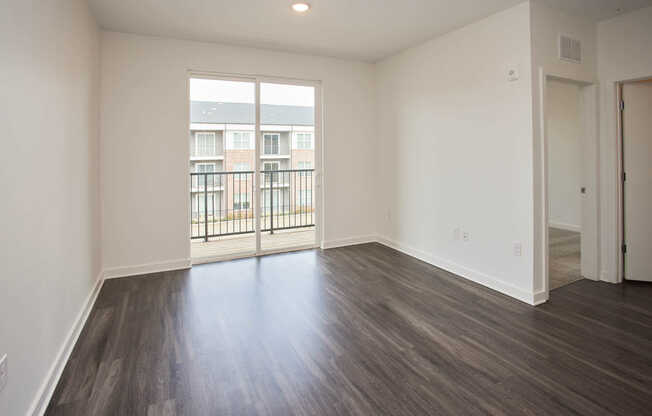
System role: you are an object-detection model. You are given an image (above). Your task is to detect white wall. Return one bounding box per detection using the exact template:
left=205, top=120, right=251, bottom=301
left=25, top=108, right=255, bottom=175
left=597, top=6, right=652, bottom=282
left=546, top=79, right=582, bottom=231
left=0, top=1, right=101, bottom=415
left=376, top=3, right=537, bottom=303
left=529, top=0, right=599, bottom=292
left=100, top=32, right=377, bottom=271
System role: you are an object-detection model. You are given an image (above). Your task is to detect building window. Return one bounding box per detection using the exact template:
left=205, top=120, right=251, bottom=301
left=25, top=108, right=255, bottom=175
left=234, top=162, right=250, bottom=172
left=196, top=162, right=216, bottom=174
left=296, top=190, right=312, bottom=207
left=194, top=192, right=217, bottom=216
left=263, top=161, right=280, bottom=184
left=195, top=132, right=216, bottom=157
left=264, top=133, right=280, bottom=155
left=232, top=132, right=252, bottom=150
left=233, top=193, right=250, bottom=210
left=263, top=190, right=281, bottom=211
left=195, top=163, right=217, bottom=187
left=295, top=132, right=313, bottom=150
left=297, top=161, right=312, bottom=176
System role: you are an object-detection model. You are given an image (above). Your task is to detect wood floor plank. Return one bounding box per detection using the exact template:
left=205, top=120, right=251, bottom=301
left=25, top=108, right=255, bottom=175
left=46, top=243, right=652, bottom=415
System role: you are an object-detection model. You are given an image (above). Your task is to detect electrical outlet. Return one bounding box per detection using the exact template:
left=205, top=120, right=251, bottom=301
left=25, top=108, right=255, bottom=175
left=0, top=354, right=7, bottom=393
left=453, top=227, right=460, bottom=241
left=462, top=231, right=470, bottom=242
left=513, top=242, right=522, bottom=257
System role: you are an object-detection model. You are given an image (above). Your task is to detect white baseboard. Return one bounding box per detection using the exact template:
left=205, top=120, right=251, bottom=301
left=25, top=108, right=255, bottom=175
left=192, top=244, right=319, bottom=265
left=532, top=290, right=549, bottom=305
left=321, top=234, right=378, bottom=249
left=548, top=221, right=581, bottom=233
left=376, top=236, right=541, bottom=306
left=28, top=272, right=104, bottom=416
left=192, top=251, right=257, bottom=265
left=103, top=258, right=191, bottom=279
left=600, top=269, right=619, bottom=283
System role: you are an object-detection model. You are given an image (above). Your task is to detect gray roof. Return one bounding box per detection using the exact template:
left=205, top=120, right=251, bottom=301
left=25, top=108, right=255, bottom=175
left=191, top=101, right=314, bottom=126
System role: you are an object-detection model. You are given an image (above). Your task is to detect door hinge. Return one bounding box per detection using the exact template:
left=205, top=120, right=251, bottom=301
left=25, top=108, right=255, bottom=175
left=620, top=100, right=625, bottom=111
left=622, top=244, right=627, bottom=254
left=623, top=171, right=627, bottom=182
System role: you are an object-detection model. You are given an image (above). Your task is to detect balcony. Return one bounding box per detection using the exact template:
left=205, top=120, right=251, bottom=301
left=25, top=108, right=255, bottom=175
left=190, top=155, right=224, bottom=161
left=190, top=148, right=224, bottom=161
left=190, top=169, right=315, bottom=262
left=260, top=153, right=290, bottom=159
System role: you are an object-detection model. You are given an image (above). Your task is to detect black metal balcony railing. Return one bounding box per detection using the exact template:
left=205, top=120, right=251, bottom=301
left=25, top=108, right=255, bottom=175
left=190, top=169, right=315, bottom=241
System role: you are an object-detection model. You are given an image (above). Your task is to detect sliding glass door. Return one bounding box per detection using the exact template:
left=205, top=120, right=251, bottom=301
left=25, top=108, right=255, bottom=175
left=189, top=75, right=320, bottom=262
left=259, top=82, right=317, bottom=252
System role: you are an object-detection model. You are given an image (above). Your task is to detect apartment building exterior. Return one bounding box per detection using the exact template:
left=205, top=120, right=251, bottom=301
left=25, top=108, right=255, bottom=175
left=189, top=101, right=315, bottom=221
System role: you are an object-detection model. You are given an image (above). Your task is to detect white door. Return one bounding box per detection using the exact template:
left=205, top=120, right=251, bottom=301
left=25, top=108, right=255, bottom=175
left=623, top=81, right=652, bottom=282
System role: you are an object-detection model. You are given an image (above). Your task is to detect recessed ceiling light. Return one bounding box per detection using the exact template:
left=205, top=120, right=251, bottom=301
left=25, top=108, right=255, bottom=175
left=291, top=2, right=310, bottom=13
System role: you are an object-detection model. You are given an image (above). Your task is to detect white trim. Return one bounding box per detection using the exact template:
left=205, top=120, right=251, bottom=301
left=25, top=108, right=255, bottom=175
left=320, top=235, right=377, bottom=249
left=103, top=258, right=191, bottom=279
left=538, top=69, right=600, bottom=299
left=539, top=68, right=550, bottom=297
left=601, top=270, right=618, bottom=284
left=258, top=244, right=319, bottom=257
left=190, top=123, right=225, bottom=131
left=315, top=83, right=323, bottom=249
left=261, top=125, right=292, bottom=132
left=192, top=244, right=320, bottom=265
left=226, top=124, right=255, bottom=131
left=192, top=251, right=257, bottom=265
left=532, top=290, right=549, bottom=306
left=548, top=221, right=581, bottom=232
left=190, top=156, right=224, bottom=161
left=28, top=272, right=104, bottom=416
left=376, top=236, right=540, bottom=306
left=187, top=71, right=323, bottom=259
left=185, top=74, right=193, bottom=261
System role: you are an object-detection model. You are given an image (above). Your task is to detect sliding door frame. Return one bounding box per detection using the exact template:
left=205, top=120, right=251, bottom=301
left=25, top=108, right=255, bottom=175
left=187, top=71, right=323, bottom=261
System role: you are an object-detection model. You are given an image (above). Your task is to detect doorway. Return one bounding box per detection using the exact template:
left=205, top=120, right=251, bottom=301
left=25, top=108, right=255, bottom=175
left=543, top=76, right=599, bottom=293
left=188, top=75, right=321, bottom=263
left=620, top=80, right=652, bottom=282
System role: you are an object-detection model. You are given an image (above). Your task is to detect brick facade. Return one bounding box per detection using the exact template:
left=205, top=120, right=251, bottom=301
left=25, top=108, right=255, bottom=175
left=190, top=128, right=314, bottom=222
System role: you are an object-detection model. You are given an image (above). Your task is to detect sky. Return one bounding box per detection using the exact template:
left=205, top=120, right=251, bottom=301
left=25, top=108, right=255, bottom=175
left=190, top=78, right=314, bottom=107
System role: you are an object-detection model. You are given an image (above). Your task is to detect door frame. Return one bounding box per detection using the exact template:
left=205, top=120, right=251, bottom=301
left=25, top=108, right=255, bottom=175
left=538, top=70, right=600, bottom=300
left=186, top=71, right=323, bottom=261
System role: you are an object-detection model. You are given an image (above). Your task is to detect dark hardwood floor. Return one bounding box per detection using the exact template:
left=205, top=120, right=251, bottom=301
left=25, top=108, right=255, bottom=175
left=46, top=243, right=652, bottom=415
left=549, top=227, right=582, bottom=290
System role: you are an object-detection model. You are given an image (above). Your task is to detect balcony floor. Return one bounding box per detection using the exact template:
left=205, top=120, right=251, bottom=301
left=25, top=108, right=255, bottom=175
left=191, top=227, right=316, bottom=264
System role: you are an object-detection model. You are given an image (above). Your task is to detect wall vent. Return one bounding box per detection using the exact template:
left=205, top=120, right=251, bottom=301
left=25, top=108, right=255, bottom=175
left=559, top=35, right=582, bottom=63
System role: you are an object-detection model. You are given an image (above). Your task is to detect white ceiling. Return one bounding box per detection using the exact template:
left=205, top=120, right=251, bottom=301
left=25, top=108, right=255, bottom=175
left=88, top=0, right=652, bottom=62
left=542, top=0, right=652, bottom=20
